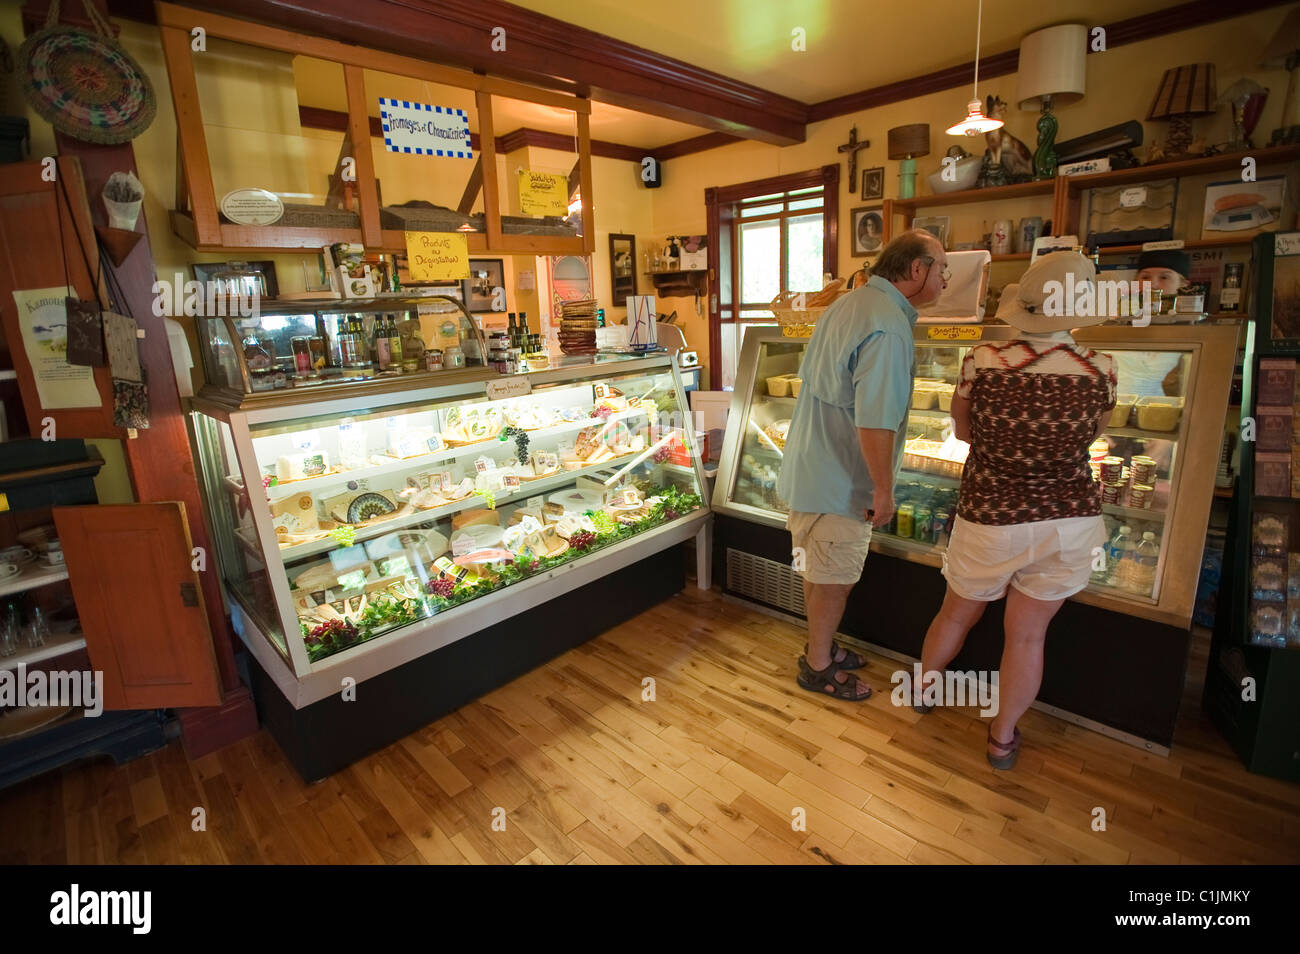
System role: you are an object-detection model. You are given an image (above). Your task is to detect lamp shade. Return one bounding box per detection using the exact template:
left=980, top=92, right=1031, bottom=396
left=1147, top=63, right=1217, bottom=120
left=1261, top=7, right=1300, bottom=67
left=887, top=123, right=930, bottom=159
left=1017, top=23, right=1087, bottom=109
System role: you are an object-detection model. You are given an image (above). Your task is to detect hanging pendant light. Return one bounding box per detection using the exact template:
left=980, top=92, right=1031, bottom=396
left=946, top=0, right=1004, bottom=136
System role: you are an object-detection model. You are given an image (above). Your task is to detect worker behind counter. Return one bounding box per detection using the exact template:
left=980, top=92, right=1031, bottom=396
left=1114, top=248, right=1192, bottom=398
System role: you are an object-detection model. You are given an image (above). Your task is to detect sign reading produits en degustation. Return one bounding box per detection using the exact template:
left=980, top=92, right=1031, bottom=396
left=404, top=231, right=469, bottom=282
left=379, top=98, right=473, bottom=157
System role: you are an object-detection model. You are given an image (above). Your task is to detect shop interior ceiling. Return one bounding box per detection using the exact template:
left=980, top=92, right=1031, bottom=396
left=507, top=0, right=1177, bottom=104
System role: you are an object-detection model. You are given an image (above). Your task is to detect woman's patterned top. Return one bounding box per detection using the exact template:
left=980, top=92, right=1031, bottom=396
left=955, top=335, right=1117, bottom=526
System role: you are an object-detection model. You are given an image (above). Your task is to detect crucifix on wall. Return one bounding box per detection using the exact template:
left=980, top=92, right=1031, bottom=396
left=837, top=126, right=871, bottom=190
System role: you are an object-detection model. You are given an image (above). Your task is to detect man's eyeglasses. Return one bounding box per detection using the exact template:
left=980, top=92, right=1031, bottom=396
left=920, top=256, right=952, bottom=282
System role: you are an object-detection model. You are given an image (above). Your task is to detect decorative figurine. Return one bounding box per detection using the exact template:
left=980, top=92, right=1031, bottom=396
left=979, top=96, right=1033, bottom=187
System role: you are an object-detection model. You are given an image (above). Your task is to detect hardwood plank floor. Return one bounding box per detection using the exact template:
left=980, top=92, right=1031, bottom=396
left=2, top=588, right=1297, bottom=864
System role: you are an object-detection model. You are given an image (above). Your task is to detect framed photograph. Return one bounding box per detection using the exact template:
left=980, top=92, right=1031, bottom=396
left=912, top=215, right=950, bottom=249
left=861, top=166, right=884, bottom=201
left=851, top=205, right=885, bottom=256
left=1203, top=175, right=1289, bottom=240
left=192, top=260, right=279, bottom=299
left=462, top=258, right=507, bottom=312
left=1267, top=232, right=1300, bottom=344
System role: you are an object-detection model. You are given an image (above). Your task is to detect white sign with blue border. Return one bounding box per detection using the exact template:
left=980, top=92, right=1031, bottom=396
left=378, top=97, right=473, bottom=158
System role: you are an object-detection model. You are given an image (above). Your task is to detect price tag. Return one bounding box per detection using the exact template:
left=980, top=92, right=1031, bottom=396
left=1119, top=186, right=1147, bottom=208
left=485, top=377, right=532, bottom=400
left=593, top=383, right=609, bottom=399
left=504, top=474, right=521, bottom=489
left=528, top=495, right=544, bottom=508
left=440, top=471, right=454, bottom=491
left=1276, top=232, right=1300, bottom=257
left=475, top=456, right=492, bottom=474
left=426, top=433, right=445, bottom=453
left=925, top=326, right=982, bottom=340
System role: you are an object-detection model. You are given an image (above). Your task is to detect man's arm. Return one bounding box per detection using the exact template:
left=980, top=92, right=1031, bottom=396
left=858, top=427, right=897, bottom=527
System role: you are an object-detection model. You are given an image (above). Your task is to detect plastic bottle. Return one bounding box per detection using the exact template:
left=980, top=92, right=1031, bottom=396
left=1106, top=525, right=1133, bottom=588
left=1130, top=531, right=1160, bottom=596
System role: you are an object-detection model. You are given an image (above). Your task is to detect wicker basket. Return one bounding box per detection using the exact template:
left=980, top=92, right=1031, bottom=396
left=771, top=307, right=826, bottom=338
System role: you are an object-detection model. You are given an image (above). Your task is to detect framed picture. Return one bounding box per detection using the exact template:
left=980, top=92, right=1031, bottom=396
left=1203, top=175, right=1289, bottom=240
left=851, top=205, right=885, bottom=255
left=912, top=215, right=950, bottom=249
left=861, top=166, right=884, bottom=201
left=1266, top=232, right=1300, bottom=344
left=192, top=260, right=279, bottom=299
left=462, top=258, right=506, bottom=312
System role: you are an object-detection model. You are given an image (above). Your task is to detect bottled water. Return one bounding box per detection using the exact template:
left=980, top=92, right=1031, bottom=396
left=1106, top=525, right=1133, bottom=588
left=1129, top=531, right=1160, bottom=596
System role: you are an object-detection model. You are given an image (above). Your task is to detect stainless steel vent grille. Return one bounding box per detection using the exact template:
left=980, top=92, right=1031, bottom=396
left=726, top=547, right=806, bottom=616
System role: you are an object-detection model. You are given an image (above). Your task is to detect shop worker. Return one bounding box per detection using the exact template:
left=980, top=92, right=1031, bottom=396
left=778, top=229, right=948, bottom=701
left=916, top=251, right=1116, bottom=769
left=1114, top=248, right=1191, bottom=397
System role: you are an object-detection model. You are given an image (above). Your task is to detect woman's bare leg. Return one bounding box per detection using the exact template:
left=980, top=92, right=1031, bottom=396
left=989, top=587, right=1064, bottom=753
left=918, top=586, right=987, bottom=703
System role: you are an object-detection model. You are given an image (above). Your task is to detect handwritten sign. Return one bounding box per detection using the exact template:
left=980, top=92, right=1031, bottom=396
left=404, top=231, right=469, bottom=282
left=517, top=170, right=569, bottom=217
left=378, top=98, right=472, bottom=157
left=925, top=325, right=982, bottom=341
left=485, top=377, right=532, bottom=399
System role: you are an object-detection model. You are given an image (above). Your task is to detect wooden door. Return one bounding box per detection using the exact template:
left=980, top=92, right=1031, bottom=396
left=53, top=502, right=222, bottom=709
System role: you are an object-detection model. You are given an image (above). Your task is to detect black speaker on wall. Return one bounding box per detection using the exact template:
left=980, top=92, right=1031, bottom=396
left=640, top=155, right=662, bottom=189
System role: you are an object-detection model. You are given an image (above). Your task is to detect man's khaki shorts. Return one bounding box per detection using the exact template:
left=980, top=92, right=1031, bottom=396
left=787, top=511, right=873, bottom=585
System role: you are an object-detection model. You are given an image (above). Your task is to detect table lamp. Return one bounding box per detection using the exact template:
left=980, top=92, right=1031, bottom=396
left=1147, top=63, right=1217, bottom=160
left=1262, top=7, right=1300, bottom=145
left=888, top=124, right=930, bottom=199
left=1017, top=23, right=1087, bottom=179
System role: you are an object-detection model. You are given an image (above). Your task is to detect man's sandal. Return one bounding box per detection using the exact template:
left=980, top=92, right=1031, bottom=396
left=987, top=726, right=1022, bottom=770
left=803, top=640, right=867, bottom=670
left=796, top=655, right=872, bottom=702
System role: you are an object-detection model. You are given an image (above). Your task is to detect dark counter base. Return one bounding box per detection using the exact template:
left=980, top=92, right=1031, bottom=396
left=0, top=709, right=168, bottom=791
left=249, top=546, right=685, bottom=783
left=717, top=513, right=1187, bottom=748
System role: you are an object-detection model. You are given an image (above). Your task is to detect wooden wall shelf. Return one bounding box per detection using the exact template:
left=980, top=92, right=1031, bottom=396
left=646, top=269, right=707, bottom=297
left=891, top=179, right=1055, bottom=211
left=1060, top=145, right=1300, bottom=193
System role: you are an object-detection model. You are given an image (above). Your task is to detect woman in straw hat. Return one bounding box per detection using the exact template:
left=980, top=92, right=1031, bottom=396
left=913, top=251, right=1116, bottom=769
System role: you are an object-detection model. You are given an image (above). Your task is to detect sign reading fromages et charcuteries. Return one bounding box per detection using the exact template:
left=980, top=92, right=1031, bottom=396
left=378, top=98, right=473, bottom=158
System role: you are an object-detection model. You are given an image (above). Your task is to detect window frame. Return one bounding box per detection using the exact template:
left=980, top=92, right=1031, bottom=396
left=705, top=166, right=839, bottom=389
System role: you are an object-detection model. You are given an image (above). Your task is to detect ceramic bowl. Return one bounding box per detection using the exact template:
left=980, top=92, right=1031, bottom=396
left=927, top=156, right=982, bottom=194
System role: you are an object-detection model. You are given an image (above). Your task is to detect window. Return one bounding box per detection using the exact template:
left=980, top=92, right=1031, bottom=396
left=706, top=167, right=839, bottom=389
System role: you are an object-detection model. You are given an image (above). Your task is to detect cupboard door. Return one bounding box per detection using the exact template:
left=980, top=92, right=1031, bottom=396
left=54, top=502, right=222, bottom=709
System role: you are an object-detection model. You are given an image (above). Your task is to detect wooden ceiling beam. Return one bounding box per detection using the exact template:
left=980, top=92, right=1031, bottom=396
left=156, top=0, right=806, bottom=145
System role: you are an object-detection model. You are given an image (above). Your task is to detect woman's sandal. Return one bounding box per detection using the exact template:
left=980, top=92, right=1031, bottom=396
left=986, top=726, right=1022, bottom=770
left=796, top=655, right=872, bottom=702
left=803, top=640, right=867, bottom=670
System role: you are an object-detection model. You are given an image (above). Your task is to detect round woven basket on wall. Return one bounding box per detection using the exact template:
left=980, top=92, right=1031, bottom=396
left=17, top=0, right=156, bottom=145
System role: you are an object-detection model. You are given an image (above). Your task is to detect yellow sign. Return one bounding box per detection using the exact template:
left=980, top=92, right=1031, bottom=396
left=517, top=170, right=569, bottom=217
left=925, top=325, right=982, bottom=340
left=404, top=231, right=469, bottom=282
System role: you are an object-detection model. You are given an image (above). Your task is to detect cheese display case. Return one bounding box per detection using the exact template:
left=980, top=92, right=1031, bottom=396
left=192, top=353, right=708, bottom=778
left=196, top=294, right=492, bottom=402
left=713, top=322, right=1239, bottom=748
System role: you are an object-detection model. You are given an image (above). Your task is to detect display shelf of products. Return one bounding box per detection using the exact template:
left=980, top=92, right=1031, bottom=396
left=0, top=619, right=83, bottom=673
left=249, top=406, right=650, bottom=504
left=890, top=179, right=1055, bottom=211
left=274, top=456, right=637, bottom=563
left=0, top=564, right=71, bottom=599
left=715, top=324, right=1239, bottom=628
left=192, top=352, right=710, bottom=699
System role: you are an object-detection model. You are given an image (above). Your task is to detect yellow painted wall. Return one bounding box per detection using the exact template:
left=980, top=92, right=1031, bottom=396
left=651, top=5, right=1300, bottom=379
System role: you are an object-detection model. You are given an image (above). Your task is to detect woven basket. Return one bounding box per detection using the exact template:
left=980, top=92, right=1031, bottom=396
left=771, top=307, right=828, bottom=338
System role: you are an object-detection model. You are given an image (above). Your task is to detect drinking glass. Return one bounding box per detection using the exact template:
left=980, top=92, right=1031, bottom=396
left=25, top=606, right=50, bottom=648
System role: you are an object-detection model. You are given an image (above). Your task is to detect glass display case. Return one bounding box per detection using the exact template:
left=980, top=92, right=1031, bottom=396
left=715, top=322, right=1241, bottom=628
left=196, top=294, right=491, bottom=403
left=192, top=353, right=709, bottom=706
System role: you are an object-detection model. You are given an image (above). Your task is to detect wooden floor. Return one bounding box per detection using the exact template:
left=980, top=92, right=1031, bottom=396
left=2, top=587, right=1299, bottom=864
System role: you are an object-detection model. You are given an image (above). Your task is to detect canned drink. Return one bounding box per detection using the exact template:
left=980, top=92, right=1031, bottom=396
left=1100, top=457, right=1124, bottom=483
left=914, top=507, right=932, bottom=542
left=896, top=504, right=914, bottom=539
left=933, top=509, right=950, bottom=543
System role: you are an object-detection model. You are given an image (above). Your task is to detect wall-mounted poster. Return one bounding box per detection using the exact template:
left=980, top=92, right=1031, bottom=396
left=10, top=287, right=102, bottom=409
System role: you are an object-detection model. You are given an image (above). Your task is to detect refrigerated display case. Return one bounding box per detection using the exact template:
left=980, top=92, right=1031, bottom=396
left=192, top=352, right=709, bottom=779
left=714, top=322, right=1239, bottom=749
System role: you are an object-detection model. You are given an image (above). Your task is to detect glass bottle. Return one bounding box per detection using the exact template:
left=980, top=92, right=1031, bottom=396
left=375, top=314, right=392, bottom=371
left=26, top=605, right=49, bottom=648
left=507, top=312, right=518, bottom=349
left=1, top=603, right=20, bottom=656
left=387, top=315, right=403, bottom=372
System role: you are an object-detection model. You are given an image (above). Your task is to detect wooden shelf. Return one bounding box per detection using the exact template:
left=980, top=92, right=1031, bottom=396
left=1061, top=145, right=1300, bottom=193
left=991, top=253, right=1032, bottom=262
left=0, top=620, right=84, bottom=674
left=1103, top=502, right=1166, bottom=523
left=1096, top=235, right=1259, bottom=255
left=1107, top=425, right=1181, bottom=440
left=891, top=179, right=1055, bottom=211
